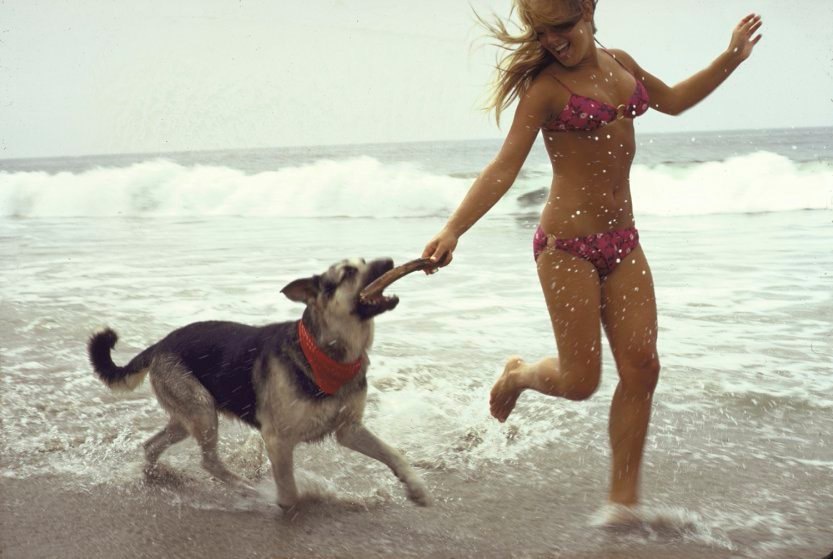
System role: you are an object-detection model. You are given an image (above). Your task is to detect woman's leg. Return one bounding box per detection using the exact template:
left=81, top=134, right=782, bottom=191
left=489, top=247, right=603, bottom=421
left=600, top=245, right=661, bottom=506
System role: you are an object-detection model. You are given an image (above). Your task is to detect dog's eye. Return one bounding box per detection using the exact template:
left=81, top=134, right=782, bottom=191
left=321, top=279, right=337, bottom=295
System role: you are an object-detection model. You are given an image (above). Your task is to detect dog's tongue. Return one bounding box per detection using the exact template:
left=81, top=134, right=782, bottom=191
left=359, top=258, right=434, bottom=302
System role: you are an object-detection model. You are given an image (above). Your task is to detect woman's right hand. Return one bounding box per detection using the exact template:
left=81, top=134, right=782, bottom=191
left=421, top=228, right=459, bottom=273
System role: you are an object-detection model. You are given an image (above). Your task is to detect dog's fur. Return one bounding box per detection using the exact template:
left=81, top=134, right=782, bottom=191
left=87, top=258, right=429, bottom=509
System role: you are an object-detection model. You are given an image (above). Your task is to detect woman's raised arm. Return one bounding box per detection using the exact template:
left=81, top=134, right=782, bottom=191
left=614, top=13, right=762, bottom=116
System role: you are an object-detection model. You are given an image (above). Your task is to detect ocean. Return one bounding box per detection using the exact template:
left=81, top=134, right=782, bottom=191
left=1, top=127, right=832, bottom=558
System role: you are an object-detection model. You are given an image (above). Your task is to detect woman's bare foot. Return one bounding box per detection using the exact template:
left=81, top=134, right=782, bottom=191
left=489, top=356, right=525, bottom=422
left=590, top=502, right=644, bottom=529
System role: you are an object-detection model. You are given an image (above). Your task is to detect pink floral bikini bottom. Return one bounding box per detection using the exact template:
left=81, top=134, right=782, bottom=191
left=533, top=225, right=640, bottom=279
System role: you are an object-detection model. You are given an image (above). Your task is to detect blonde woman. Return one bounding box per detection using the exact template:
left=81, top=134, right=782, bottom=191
left=422, top=0, right=762, bottom=511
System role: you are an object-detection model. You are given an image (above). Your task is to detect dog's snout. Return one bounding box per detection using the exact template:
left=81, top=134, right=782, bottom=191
left=367, top=258, right=394, bottom=277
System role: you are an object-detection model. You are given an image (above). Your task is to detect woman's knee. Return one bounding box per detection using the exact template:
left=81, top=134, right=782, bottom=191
left=617, top=352, right=661, bottom=395
left=559, top=362, right=602, bottom=401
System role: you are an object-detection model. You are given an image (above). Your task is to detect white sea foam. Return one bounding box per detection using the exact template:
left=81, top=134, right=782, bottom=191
left=0, top=157, right=463, bottom=218
left=1, top=152, right=830, bottom=218
left=590, top=504, right=737, bottom=550
left=632, top=151, right=833, bottom=216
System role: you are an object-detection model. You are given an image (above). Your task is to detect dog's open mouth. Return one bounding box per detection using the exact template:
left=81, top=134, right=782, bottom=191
left=356, top=259, right=398, bottom=319
left=357, top=258, right=433, bottom=319
left=357, top=291, right=400, bottom=317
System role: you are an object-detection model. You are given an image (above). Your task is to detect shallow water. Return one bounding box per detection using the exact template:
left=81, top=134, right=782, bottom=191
left=2, top=209, right=832, bottom=556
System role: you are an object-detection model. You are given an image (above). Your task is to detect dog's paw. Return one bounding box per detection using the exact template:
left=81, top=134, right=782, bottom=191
left=406, top=479, right=431, bottom=507
left=233, top=481, right=260, bottom=498
left=278, top=498, right=299, bottom=513
left=143, top=463, right=189, bottom=487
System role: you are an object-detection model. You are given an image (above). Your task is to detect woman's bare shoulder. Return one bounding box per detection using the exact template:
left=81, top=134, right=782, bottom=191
left=514, top=68, right=570, bottom=126
left=528, top=63, right=571, bottom=99
left=605, top=48, right=640, bottom=72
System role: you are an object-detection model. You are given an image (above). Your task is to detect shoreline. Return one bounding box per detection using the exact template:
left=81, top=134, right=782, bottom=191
left=3, top=464, right=832, bottom=559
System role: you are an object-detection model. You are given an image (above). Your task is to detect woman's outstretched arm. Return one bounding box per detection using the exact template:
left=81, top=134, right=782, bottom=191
left=422, top=80, right=554, bottom=267
left=614, top=13, right=763, bottom=116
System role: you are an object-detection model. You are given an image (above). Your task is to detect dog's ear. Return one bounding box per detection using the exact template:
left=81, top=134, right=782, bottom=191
left=281, top=275, right=320, bottom=303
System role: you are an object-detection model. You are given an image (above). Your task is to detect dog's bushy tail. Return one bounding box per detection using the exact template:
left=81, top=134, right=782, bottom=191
left=88, top=328, right=151, bottom=391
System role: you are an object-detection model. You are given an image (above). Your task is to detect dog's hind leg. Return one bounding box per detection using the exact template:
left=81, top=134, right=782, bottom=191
left=190, top=407, right=252, bottom=488
left=143, top=418, right=189, bottom=468
left=149, top=355, right=250, bottom=488
left=336, top=423, right=430, bottom=506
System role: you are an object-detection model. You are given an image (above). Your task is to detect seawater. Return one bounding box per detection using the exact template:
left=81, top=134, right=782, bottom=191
left=1, top=127, right=831, bottom=556
left=1, top=127, right=831, bottom=219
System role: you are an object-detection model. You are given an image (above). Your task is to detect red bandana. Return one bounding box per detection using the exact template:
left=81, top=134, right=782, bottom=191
left=297, top=321, right=363, bottom=395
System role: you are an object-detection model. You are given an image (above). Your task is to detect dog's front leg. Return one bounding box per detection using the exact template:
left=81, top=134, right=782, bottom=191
left=261, top=429, right=299, bottom=511
left=336, top=423, right=430, bottom=506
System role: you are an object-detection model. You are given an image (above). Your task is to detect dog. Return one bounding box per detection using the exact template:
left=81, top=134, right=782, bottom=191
left=87, top=257, right=429, bottom=510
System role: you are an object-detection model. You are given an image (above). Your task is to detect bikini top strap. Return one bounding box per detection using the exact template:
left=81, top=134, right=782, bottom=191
left=594, top=38, right=634, bottom=76
left=546, top=72, right=574, bottom=94
left=547, top=39, right=631, bottom=93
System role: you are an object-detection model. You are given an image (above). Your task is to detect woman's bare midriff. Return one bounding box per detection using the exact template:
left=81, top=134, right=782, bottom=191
left=539, top=119, right=637, bottom=238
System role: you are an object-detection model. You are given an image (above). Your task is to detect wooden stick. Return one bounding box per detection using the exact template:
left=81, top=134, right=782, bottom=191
left=359, top=258, right=434, bottom=301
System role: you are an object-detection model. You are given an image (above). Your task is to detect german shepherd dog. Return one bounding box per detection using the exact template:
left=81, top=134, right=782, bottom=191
left=87, top=258, right=429, bottom=510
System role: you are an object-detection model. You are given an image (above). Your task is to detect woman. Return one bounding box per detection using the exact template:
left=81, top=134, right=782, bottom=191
left=422, top=0, right=762, bottom=510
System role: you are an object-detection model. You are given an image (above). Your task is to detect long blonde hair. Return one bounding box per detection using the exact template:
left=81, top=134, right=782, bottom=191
left=479, top=0, right=598, bottom=125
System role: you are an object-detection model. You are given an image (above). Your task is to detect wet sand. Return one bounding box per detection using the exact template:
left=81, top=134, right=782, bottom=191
left=3, top=452, right=832, bottom=559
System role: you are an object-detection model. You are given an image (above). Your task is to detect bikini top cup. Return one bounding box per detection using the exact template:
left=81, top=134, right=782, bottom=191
left=542, top=51, right=650, bottom=133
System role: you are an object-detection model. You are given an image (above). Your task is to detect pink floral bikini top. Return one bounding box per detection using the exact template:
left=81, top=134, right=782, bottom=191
left=542, top=51, right=650, bottom=132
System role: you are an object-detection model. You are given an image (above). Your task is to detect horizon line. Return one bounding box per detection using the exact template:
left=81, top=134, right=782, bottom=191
left=2, top=124, right=831, bottom=164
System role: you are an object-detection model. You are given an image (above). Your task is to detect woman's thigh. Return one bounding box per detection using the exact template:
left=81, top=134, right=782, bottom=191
left=536, top=247, right=603, bottom=376
left=600, top=245, right=660, bottom=379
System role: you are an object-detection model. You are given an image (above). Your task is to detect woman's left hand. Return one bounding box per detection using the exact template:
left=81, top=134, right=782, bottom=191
left=728, top=13, right=763, bottom=62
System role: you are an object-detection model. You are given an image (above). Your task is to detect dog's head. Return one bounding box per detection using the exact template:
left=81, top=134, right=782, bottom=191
left=281, top=258, right=399, bottom=321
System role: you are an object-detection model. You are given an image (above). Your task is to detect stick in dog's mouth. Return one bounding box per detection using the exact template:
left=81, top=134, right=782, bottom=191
left=359, top=258, right=434, bottom=304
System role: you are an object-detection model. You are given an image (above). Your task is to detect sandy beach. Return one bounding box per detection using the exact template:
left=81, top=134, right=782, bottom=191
left=3, top=436, right=832, bottom=559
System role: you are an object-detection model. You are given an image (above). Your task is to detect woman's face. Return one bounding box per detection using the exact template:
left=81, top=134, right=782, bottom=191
left=528, top=0, right=593, bottom=66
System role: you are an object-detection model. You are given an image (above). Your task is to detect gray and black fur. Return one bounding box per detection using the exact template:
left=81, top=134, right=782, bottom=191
left=88, top=258, right=429, bottom=510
